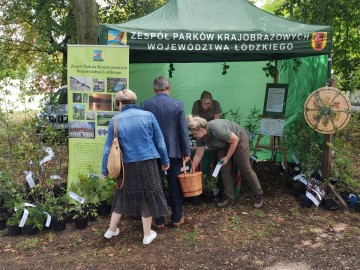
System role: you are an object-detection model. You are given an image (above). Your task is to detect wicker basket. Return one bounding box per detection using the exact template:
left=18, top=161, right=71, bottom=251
left=178, top=158, right=202, bottom=197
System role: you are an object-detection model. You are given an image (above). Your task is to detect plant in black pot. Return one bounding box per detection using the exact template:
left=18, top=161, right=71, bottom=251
left=97, top=177, right=116, bottom=216
left=21, top=205, right=46, bottom=235
left=42, top=191, right=69, bottom=231
left=0, top=207, right=7, bottom=230
left=0, top=171, right=24, bottom=227
left=202, top=174, right=218, bottom=204
left=323, top=194, right=340, bottom=211
left=69, top=203, right=96, bottom=230
left=6, top=209, right=23, bottom=236
left=69, top=172, right=100, bottom=223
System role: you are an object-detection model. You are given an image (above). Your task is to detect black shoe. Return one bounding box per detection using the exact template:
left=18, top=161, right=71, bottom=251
left=216, top=198, right=234, bottom=208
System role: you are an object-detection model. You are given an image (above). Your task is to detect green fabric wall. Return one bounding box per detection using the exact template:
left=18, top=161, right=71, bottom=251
left=278, top=55, right=329, bottom=124
left=129, top=61, right=272, bottom=117
left=128, top=55, right=328, bottom=161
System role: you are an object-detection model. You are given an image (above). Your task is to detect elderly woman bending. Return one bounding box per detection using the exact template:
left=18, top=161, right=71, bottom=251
left=187, top=115, right=263, bottom=208
left=102, top=90, right=169, bottom=245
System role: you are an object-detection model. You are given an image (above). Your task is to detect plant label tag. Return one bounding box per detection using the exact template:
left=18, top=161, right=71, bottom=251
left=293, top=174, right=308, bottom=185
left=24, top=203, right=36, bottom=207
left=180, top=166, right=189, bottom=172
left=306, top=191, right=320, bottom=206
left=292, top=154, right=300, bottom=164
left=39, top=147, right=55, bottom=166
left=212, top=163, right=222, bottom=177
left=19, top=208, right=29, bottom=227
left=25, top=171, right=36, bottom=188
left=44, top=212, right=51, bottom=227
left=250, top=155, right=258, bottom=163
left=50, top=175, right=62, bottom=180
left=69, top=191, right=85, bottom=204
left=280, top=160, right=286, bottom=170
left=311, top=188, right=324, bottom=201
left=86, top=173, right=102, bottom=179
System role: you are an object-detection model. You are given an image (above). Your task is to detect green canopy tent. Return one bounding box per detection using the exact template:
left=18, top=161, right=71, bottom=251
left=98, top=0, right=332, bottom=164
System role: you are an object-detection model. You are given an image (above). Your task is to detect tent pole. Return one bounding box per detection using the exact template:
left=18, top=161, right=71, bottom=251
left=323, top=53, right=333, bottom=181
left=327, top=53, right=332, bottom=79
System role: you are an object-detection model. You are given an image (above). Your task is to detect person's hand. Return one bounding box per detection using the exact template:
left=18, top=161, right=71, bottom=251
left=220, top=157, right=229, bottom=166
left=162, top=165, right=170, bottom=171
left=102, top=174, right=108, bottom=180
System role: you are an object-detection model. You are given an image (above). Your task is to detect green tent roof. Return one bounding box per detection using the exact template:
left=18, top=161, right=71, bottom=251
left=98, top=0, right=332, bottom=63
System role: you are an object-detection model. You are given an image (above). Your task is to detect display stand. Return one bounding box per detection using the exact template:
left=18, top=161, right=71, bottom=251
left=251, top=117, right=287, bottom=171
left=251, top=83, right=289, bottom=171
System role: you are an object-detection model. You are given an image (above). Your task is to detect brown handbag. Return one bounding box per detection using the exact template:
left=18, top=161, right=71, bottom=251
left=107, top=115, right=125, bottom=189
left=178, top=158, right=202, bottom=197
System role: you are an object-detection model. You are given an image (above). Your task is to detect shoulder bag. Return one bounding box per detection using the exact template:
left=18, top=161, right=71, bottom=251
left=107, top=115, right=125, bottom=189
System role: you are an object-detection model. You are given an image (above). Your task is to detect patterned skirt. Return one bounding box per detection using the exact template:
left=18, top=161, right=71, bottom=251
left=112, top=159, right=168, bottom=218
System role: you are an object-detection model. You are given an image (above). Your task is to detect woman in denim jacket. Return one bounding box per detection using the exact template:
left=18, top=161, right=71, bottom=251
left=102, top=89, right=169, bottom=245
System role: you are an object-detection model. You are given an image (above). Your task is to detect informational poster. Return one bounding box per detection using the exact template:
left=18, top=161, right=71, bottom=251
left=266, top=88, right=285, bottom=113
left=67, top=45, right=129, bottom=187
left=260, top=118, right=285, bottom=136
left=263, top=83, right=288, bottom=118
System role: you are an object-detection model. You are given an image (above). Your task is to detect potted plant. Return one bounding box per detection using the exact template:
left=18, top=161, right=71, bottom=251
left=69, top=172, right=100, bottom=223
left=202, top=174, right=219, bottom=204
left=6, top=209, right=23, bottom=236
left=97, top=177, right=116, bottom=216
left=70, top=203, right=97, bottom=229
left=21, top=206, right=46, bottom=235
left=323, top=194, right=340, bottom=211
left=42, top=191, right=69, bottom=231
left=0, top=207, right=7, bottom=230
left=0, top=172, right=24, bottom=223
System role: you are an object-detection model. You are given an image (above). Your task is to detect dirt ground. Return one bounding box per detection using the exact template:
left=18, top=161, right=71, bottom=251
left=1, top=161, right=360, bottom=270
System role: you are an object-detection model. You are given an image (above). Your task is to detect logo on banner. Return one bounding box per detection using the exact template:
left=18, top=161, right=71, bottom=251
left=311, top=32, right=327, bottom=51
left=93, top=50, right=104, bottom=61
left=107, top=30, right=127, bottom=45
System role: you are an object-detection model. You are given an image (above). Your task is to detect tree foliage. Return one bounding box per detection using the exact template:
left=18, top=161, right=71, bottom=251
left=0, top=0, right=76, bottom=89
left=273, top=0, right=360, bottom=92
left=0, top=0, right=167, bottom=90
left=98, top=0, right=167, bottom=24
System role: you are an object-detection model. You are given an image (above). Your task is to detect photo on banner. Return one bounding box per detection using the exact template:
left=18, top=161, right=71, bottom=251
left=67, top=45, right=129, bottom=188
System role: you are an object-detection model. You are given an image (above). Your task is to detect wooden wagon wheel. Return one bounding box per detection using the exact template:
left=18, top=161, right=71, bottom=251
left=304, top=87, right=352, bottom=134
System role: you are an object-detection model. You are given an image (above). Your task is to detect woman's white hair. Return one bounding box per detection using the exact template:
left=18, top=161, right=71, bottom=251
left=187, top=115, right=208, bottom=131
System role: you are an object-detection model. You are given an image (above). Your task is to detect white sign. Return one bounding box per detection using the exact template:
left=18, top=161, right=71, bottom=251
left=69, top=191, right=85, bottom=204
left=266, top=87, right=286, bottom=113
left=25, top=171, right=36, bottom=188
left=19, top=208, right=29, bottom=227
left=44, top=212, right=52, bottom=227
left=306, top=190, right=320, bottom=206
left=212, top=163, right=222, bottom=177
left=260, top=118, right=285, bottom=136
left=293, top=173, right=308, bottom=185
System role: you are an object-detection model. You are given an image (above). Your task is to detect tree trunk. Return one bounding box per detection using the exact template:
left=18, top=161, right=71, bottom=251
left=72, top=0, right=99, bottom=44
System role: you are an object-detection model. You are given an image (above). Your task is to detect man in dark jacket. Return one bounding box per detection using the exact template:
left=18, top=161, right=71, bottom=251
left=140, top=76, right=191, bottom=228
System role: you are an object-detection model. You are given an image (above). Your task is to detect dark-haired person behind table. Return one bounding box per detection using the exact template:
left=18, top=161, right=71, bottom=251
left=192, top=90, right=222, bottom=122
left=187, top=115, right=263, bottom=209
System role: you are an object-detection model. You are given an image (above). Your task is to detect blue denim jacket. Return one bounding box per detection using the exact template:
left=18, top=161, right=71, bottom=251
left=101, top=105, right=169, bottom=175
